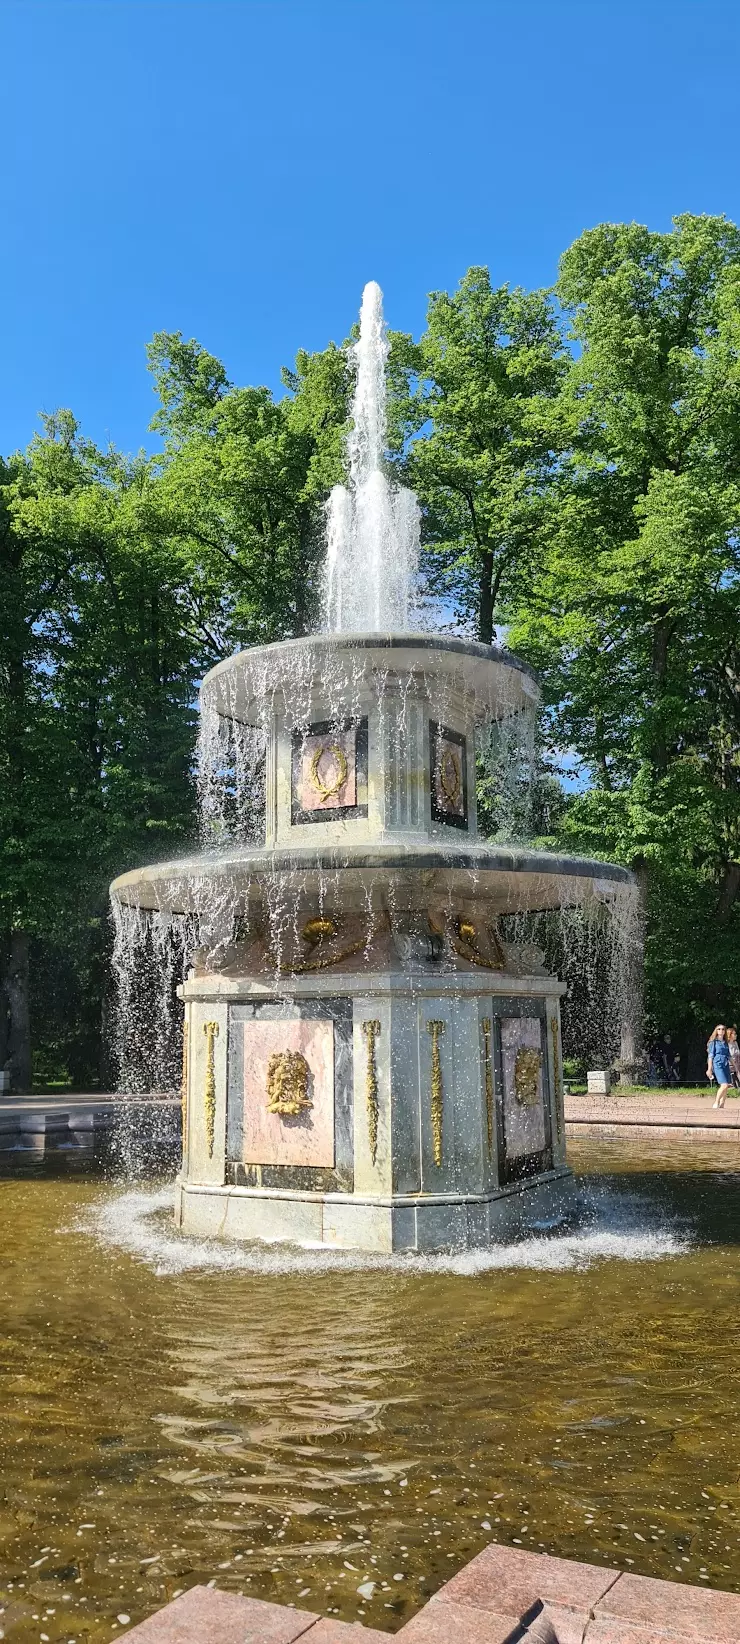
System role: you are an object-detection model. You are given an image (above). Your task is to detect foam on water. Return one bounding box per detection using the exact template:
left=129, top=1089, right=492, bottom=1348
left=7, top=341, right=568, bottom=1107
left=75, top=1184, right=689, bottom=1279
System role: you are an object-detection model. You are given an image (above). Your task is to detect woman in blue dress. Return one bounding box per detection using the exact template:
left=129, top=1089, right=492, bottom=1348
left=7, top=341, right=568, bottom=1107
left=707, top=1024, right=732, bottom=1108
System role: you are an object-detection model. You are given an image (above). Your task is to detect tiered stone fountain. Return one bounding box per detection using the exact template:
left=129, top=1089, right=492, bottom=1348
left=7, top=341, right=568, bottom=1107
left=111, top=283, right=634, bottom=1252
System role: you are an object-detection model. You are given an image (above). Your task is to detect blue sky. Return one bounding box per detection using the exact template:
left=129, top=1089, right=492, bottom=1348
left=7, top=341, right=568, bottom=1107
left=3, top=0, right=740, bottom=457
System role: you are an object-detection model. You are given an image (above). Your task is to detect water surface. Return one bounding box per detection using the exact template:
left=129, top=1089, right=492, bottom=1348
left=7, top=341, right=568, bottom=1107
left=1, top=1137, right=739, bottom=1642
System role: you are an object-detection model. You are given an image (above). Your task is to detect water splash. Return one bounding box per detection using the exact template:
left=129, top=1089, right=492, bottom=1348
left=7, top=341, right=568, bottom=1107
left=80, top=1184, right=688, bottom=1278
left=324, top=281, right=421, bottom=632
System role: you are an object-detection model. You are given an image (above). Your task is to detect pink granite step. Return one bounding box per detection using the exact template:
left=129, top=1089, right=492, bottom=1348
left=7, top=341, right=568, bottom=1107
left=120, top=1546, right=740, bottom=1644
left=119, top=1586, right=388, bottom=1643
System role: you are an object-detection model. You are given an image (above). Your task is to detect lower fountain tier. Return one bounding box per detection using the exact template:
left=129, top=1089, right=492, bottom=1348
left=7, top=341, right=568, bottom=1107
left=174, top=1173, right=576, bottom=1252
left=111, top=840, right=633, bottom=915
left=178, top=964, right=574, bottom=1253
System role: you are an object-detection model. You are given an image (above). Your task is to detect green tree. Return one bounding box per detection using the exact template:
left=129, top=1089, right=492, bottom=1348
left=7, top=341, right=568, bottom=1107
left=391, top=267, right=567, bottom=641
left=1, top=414, right=198, bottom=1089
left=508, top=215, right=740, bottom=1050
left=144, top=333, right=351, bottom=656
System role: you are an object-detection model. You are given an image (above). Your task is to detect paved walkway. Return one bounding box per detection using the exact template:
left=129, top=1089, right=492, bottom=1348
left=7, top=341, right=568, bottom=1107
left=120, top=1541, right=740, bottom=1642
left=565, top=1091, right=740, bottom=1140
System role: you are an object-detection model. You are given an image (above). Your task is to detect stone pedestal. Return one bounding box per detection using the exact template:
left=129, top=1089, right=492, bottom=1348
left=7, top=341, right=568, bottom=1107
left=177, top=967, right=572, bottom=1252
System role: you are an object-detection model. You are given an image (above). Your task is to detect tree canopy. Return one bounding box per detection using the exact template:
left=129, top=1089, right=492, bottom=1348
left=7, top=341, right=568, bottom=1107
left=1, top=217, right=738, bottom=1088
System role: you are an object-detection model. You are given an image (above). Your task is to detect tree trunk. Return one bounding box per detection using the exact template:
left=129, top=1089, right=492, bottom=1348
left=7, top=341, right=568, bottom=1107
left=716, top=860, right=740, bottom=926
left=478, top=548, right=494, bottom=644
left=617, top=860, right=648, bottom=1087
left=649, top=611, right=674, bottom=775
left=4, top=930, right=32, bottom=1091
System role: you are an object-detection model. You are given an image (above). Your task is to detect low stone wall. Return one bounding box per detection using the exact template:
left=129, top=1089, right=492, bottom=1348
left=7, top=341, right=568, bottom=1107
left=565, top=1093, right=740, bottom=1143
left=120, top=1542, right=740, bottom=1641
left=0, top=1097, right=181, bottom=1172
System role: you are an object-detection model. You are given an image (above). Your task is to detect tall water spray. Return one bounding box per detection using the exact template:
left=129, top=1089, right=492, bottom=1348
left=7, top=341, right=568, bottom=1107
left=324, top=281, right=421, bottom=633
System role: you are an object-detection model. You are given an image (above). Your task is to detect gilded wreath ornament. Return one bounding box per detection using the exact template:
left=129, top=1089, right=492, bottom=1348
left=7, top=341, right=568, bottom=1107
left=309, top=742, right=348, bottom=802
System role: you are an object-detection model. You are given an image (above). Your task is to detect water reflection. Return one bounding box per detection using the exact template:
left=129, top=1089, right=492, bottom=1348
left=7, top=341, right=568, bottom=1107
left=0, top=1138, right=739, bottom=1643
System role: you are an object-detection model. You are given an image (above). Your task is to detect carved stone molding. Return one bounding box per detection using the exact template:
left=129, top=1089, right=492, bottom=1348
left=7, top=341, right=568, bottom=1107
left=203, top=1021, right=220, bottom=1157
left=427, top=1020, right=446, bottom=1167
left=361, top=1019, right=381, bottom=1165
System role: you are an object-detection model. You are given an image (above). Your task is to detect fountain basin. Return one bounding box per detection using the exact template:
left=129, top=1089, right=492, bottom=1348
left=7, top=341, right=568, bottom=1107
left=111, top=627, right=635, bottom=1252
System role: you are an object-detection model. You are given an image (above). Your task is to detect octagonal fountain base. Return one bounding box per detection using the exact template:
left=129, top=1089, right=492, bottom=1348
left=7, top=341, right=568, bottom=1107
left=176, top=959, right=576, bottom=1254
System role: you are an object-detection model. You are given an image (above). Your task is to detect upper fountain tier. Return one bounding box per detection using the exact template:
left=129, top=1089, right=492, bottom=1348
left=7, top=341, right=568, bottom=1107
left=200, top=628, right=538, bottom=851
left=110, top=628, right=632, bottom=923
left=110, top=282, right=633, bottom=926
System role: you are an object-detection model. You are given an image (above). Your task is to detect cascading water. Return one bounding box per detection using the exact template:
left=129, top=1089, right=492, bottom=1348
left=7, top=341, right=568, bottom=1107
left=323, top=281, right=421, bottom=633
left=109, top=279, right=640, bottom=1248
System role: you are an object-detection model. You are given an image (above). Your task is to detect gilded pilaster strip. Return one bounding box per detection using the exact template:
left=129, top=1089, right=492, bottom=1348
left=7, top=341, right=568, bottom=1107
left=550, top=1013, right=562, bottom=1137
left=427, top=1020, right=446, bottom=1167
left=361, top=1019, right=381, bottom=1165
left=481, top=1017, right=493, bottom=1156
left=181, top=1012, right=189, bottom=1145
left=203, top=1020, right=219, bottom=1158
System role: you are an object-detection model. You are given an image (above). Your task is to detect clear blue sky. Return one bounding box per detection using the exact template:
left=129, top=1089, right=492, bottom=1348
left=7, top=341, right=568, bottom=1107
left=3, top=0, right=740, bottom=457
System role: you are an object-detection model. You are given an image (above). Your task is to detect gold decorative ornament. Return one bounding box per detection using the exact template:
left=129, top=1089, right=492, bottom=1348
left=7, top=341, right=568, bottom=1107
left=266, top=1050, right=313, bottom=1117
left=452, top=917, right=505, bottom=972
left=203, top=1020, right=219, bottom=1156
left=481, top=1017, right=494, bottom=1156
left=280, top=937, right=367, bottom=975
left=439, top=747, right=461, bottom=804
left=362, top=1019, right=381, bottom=1165
left=181, top=1014, right=189, bottom=1143
left=302, top=916, right=337, bottom=946
left=550, top=1014, right=562, bottom=1133
left=309, top=742, right=348, bottom=802
left=427, top=1019, right=446, bottom=1167
left=514, top=1045, right=541, bottom=1108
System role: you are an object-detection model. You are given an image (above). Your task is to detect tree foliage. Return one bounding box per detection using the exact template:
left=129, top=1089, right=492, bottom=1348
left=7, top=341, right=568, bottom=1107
left=506, top=215, right=740, bottom=1048
left=2, top=224, right=739, bottom=1086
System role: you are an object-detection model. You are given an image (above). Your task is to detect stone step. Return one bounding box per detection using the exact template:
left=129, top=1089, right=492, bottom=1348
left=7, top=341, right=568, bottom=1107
left=119, top=1545, right=740, bottom=1643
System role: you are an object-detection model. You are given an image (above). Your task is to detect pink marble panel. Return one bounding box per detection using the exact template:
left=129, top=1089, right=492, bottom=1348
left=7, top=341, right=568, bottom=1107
left=501, top=1016, right=546, bottom=1159
left=432, top=733, right=466, bottom=819
left=242, top=1019, right=335, bottom=1167
left=299, top=729, right=357, bottom=812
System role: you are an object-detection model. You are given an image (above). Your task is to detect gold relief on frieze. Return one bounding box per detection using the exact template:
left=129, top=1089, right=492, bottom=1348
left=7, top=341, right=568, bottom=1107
left=203, top=1020, right=220, bottom=1156
left=302, top=917, right=337, bottom=947
left=266, top=1050, right=313, bottom=1117
left=451, top=915, right=505, bottom=971
left=427, top=1019, right=446, bottom=1167
left=309, top=742, right=348, bottom=802
left=514, top=1045, right=541, bottom=1109
left=362, top=1019, right=381, bottom=1165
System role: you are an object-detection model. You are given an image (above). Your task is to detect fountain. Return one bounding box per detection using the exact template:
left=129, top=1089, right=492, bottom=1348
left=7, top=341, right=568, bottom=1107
left=110, top=282, right=636, bottom=1252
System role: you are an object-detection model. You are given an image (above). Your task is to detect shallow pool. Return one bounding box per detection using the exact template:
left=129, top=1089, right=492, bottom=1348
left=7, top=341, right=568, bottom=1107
left=1, top=1136, right=739, bottom=1640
